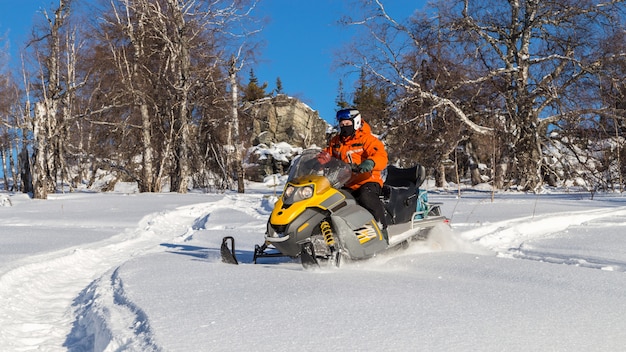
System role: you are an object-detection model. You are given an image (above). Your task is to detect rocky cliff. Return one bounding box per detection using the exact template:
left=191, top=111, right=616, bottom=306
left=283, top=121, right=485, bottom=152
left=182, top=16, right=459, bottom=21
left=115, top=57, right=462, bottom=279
left=244, top=94, right=329, bottom=148
left=243, top=95, right=331, bottom=179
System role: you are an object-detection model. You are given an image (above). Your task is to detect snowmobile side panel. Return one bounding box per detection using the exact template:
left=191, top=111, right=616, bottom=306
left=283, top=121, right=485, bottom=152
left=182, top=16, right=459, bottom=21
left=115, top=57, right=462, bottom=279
left=319, top=192, right=348, bottom=211
left=332, top=203, right=376, bottom=229
left=331, top=205, right=387, bottom=259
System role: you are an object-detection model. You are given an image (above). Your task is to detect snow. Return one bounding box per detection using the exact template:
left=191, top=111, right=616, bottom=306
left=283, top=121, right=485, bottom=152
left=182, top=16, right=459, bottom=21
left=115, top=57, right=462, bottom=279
left=251, top=142, right=303, bottom=163
left=2, top=182, right=626, bottom=351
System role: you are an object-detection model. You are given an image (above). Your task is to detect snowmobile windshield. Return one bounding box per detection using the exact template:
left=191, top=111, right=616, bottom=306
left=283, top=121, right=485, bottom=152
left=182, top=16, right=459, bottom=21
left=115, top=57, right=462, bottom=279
left=287, top=149, right=353, bottom=189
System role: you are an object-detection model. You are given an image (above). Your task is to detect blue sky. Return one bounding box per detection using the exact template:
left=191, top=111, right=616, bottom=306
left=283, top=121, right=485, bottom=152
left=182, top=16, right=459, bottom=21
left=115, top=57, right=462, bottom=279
left=254, top=0, right=425, bottom=122
left=0, top=0, right=425, bottom=123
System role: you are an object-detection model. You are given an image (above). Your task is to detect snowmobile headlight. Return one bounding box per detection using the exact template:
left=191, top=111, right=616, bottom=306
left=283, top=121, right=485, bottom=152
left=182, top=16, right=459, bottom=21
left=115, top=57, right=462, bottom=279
left=298, top=185, right=314, bottom=200
left=284, top=185, right=295, bottom=198
left=283, top=184, right=314, bottom=204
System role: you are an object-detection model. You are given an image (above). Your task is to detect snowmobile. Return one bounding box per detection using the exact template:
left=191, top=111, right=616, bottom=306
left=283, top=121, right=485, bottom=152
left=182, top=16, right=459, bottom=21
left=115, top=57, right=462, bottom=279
left=220, top=149, right=449, bottom=268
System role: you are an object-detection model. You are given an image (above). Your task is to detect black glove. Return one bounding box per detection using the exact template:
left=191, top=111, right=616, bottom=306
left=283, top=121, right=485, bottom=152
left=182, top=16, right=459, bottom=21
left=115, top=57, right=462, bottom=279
left=357, top=159, right=375, bottom=173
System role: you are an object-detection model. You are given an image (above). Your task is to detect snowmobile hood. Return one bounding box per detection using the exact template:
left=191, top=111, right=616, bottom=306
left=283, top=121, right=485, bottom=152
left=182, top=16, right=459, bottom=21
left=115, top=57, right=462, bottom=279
left=270, top=177, right=346, bottom=226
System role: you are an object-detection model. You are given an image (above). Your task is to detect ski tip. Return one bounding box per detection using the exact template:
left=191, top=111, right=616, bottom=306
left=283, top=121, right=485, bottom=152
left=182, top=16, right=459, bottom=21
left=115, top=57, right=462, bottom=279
left=300, top=242, right=320, bottom=269
left=220, top=236, right=239, bottom=265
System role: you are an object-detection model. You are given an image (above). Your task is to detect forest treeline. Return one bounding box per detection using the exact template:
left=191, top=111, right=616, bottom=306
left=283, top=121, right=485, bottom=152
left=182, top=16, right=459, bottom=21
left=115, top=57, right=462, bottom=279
left=0, top=0, right=625, bottom=199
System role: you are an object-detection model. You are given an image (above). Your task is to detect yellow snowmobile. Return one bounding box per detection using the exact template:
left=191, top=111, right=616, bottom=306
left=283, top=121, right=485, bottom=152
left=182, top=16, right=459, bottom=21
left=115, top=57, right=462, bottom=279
left=221, top=149, right=449, bottom=268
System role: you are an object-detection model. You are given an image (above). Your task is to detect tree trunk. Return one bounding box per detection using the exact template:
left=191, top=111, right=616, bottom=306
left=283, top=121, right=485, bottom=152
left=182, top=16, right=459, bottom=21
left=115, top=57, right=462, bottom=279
left=18, top=146, right=33, bottom=194
left=8, top=138, right=19, bottom=192
left=33, top=103, right=48, bottom=199
left=228, top=57, right=245, bottom=194
left=494, top=162, right=508, bottom=190
left=0, top=148, right=8, bottom=190
left=436, top=163, right=446, bottom=188
left=140, top=103, right=155, bottom=192
left=466, top=141, right=483, bottom=185
left=515, top=122, right=543, bottom=192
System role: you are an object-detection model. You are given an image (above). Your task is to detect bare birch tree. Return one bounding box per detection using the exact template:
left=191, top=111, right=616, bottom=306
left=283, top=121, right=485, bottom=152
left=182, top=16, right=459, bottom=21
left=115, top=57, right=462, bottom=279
left=98, top=0, right=158, bottom=192
left=27, top=0, right=75, bottom=199
left=228, top=54, right=245, bottom=193
left=0, top=73, right=26, bottom=192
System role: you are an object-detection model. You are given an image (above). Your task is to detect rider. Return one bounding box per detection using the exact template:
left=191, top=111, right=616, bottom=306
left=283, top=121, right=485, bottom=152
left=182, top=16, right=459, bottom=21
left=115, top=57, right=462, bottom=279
left=318, top=108, right=389, bottom=237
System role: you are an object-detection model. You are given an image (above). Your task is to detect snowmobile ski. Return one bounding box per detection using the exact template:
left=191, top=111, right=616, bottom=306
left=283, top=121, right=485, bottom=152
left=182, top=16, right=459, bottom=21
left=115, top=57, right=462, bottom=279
left=300, top=242, right=320, bottom=269
left=220, top=236, right=239, bottom=265
left=252, top=242, right=290, bottom=263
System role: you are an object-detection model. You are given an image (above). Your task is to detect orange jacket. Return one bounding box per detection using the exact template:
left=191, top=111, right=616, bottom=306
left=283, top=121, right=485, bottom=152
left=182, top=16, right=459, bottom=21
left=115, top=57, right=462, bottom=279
left=325, top=121, right=388, bottom=190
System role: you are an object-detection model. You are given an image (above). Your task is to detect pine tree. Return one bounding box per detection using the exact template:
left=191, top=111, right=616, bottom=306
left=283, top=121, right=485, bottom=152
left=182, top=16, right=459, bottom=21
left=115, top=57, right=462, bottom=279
left=242, top=69, right=268, bottom=102
left=335, top=79, right=350, bottom=109
left=274, top=77, right=284, bottom=95
left=352, top=70, right=389, bottom=133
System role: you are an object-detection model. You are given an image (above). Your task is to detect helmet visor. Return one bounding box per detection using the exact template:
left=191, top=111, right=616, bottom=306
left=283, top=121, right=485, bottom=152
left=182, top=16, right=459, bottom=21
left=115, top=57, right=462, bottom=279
left=336, top=109, right=353, bottom=121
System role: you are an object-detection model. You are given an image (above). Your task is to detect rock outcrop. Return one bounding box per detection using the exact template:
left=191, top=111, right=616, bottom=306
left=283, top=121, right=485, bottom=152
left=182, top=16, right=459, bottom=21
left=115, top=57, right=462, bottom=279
left=243, top=95, right=331, bottom=179
left=244, top=94, right=329, bottom=148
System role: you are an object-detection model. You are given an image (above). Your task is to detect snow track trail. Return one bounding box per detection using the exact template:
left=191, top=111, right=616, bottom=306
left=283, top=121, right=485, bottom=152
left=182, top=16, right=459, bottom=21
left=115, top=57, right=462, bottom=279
left=0, top=194, right=259, bottom=351
left=459, top=206, right=626, bottom=271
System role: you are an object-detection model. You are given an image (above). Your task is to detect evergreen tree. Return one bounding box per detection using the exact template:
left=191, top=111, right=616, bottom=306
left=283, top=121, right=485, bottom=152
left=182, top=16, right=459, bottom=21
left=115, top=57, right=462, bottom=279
left=242, top=69, right=268, bottom=102
left=335, top=79, right=350, bottom=109
left=352, top=70, right=389, bottom=134
left=274, top=77, right=284, bottom=95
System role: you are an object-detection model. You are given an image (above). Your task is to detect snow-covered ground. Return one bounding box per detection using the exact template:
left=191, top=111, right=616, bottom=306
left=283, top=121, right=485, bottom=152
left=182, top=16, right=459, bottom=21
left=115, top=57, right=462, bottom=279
left=1, top=182, right=626, bottom=351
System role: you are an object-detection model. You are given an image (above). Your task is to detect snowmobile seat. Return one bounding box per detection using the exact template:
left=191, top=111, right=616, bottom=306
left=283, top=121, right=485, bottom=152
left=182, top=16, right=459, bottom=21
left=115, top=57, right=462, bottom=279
left=382, top=164, right=426, bottom=225
left=385, top=164, right=426, bottom=188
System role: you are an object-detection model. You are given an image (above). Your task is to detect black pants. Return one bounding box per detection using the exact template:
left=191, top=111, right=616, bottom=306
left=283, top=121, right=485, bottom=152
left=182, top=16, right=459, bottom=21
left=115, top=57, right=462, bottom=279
left=351, top=182, right=387, bottom=228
